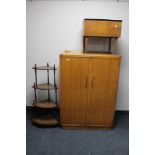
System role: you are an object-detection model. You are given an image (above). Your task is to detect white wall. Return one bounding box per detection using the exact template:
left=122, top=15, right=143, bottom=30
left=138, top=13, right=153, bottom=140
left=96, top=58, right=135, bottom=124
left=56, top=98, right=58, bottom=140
left=26, top=1, right=129, bottom=110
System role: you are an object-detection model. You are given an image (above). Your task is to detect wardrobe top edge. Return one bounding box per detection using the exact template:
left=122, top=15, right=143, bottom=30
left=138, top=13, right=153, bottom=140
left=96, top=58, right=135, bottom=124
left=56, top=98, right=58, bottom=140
left=60, top=51, right=121, bottom=59
left=84, top=19, right=122, bottom=22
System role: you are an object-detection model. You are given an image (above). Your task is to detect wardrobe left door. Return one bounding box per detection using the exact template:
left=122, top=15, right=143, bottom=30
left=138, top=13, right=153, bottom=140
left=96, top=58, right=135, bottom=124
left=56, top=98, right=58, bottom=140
left=60, top=56, right=90, bottom=127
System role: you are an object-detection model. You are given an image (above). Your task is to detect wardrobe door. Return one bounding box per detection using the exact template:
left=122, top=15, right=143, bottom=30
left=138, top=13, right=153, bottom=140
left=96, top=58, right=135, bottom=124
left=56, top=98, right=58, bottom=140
left=87, top=57, right=120, bottom=126
left=60, top=56, right=90, bottom=126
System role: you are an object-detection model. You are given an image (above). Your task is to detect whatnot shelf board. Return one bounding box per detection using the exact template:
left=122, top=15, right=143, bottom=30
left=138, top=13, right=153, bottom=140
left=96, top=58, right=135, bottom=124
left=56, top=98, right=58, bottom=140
left=32, top=66, right=57, bottom=70
left=32, top=117, right=59, bottom=126
left=33, top=99, right=57, bottom=109
left=32, top=83, right=56, bottom=90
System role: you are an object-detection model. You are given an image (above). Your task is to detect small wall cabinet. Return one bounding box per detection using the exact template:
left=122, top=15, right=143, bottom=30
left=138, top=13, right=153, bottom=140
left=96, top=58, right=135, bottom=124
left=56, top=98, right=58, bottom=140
left=84, top=19, right=122, bottom=37
left=83, top=19, right=122, bottom=54
left=60, top=51, right=121, bottom=129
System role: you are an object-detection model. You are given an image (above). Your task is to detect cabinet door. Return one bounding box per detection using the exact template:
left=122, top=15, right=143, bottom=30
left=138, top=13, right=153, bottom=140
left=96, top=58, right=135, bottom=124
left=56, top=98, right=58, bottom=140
left=60, top=57, right=90, bottom=126
left=87, top=57, right=120, bottom=126
left=84, top=20, right=122, bottom=37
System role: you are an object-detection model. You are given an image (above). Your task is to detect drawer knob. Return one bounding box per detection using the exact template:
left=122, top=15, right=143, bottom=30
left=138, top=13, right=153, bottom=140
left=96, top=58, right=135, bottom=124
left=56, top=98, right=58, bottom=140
left=114, top=25, right=118, bottom=28
left=66, top=58, right=70, bottom=61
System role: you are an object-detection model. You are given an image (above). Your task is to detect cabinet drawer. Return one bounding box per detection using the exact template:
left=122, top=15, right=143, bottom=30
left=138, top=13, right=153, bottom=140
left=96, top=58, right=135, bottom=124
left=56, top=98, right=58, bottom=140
left=84, top=19, right=122, bottom=37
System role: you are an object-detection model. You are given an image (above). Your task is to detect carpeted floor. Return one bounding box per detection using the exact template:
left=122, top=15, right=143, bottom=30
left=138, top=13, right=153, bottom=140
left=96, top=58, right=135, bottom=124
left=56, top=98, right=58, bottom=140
left=26, top=108, right=129, bottom=155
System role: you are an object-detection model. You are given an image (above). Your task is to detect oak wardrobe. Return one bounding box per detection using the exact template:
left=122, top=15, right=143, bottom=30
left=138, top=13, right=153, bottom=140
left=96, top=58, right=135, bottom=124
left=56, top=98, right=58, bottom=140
left=60, top=50, right=121, bottom=129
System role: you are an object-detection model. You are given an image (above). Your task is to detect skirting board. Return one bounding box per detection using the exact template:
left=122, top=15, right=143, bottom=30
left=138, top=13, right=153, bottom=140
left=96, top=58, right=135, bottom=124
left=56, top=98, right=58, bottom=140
left=26, top=106, right=129, bottom=114
left=26, top=106, right=128, bottom=129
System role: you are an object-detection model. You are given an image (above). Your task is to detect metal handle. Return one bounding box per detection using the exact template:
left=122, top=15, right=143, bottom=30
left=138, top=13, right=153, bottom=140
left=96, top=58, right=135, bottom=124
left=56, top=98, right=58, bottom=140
left=91, top=75, right=95, bottom=88
left=85, top=76, right=88, bottom=88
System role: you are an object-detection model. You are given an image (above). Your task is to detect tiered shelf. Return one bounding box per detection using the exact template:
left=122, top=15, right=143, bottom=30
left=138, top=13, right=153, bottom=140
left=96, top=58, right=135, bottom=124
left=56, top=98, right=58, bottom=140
left=31, top=63, right=59, bottom=126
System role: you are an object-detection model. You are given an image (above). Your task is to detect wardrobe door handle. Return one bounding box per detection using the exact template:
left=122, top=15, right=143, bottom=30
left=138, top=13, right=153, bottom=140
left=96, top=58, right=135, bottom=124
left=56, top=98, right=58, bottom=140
left=85, top=76, right=88, bottom=88
left=91, top=75, right=95, bottom=88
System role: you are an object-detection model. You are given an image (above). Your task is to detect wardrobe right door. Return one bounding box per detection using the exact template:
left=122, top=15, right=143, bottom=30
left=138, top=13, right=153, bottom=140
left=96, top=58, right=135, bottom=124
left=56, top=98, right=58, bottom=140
left=87, top=56, right=121, bottom=127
